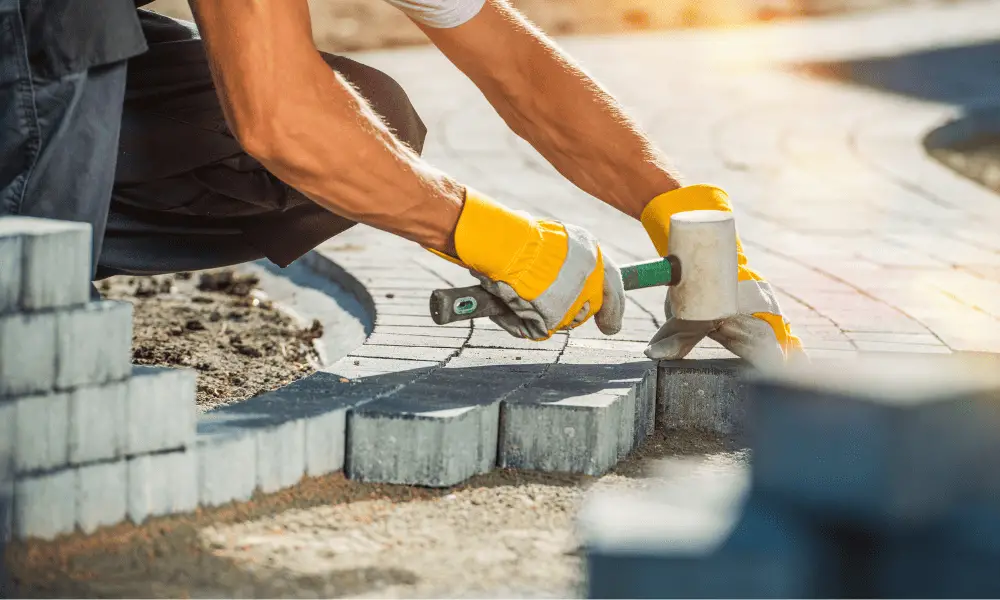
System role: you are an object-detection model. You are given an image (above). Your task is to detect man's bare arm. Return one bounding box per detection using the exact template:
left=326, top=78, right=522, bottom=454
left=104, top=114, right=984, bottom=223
left=416, top=0, right=681, bottom=220
left=187, top=0, right=462, bottom=253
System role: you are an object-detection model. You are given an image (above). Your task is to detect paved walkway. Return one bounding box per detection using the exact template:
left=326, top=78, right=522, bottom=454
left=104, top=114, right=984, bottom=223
left=324, top=0, right=1000, bottom=358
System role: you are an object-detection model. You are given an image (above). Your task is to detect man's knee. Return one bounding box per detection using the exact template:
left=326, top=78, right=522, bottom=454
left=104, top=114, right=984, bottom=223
left=319, top=54, right=428, bottom=155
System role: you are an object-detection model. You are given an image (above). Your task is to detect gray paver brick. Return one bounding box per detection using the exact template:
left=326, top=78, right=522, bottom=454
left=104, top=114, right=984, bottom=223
left=196, top=429, right=257, bottom=507
left=499, top=363, right=651, bottom=475
left=0, top=217, right=90, bottom=312
left=347, top=370, right=522, bottom=486
left=349, top=344, right=457, bottom=362
left=444, top=348, right=559, bottom=372
left=68, top=381, right=127, bottom=465
left=364, top=332, right=467, bottom=348
left=375, top=314, right=468, bottom=328
left=305, top=409, right=347, bottom=476
left=256, top=420, right=306, bottom=493
left=56, top=301, right=133, bottom=390
left=658, top=359, right=748, bottom=434
left=13, top=468, right=75, bottom=540
left=14, top=391, right=69, bottom=473
left=373, top=325, right=471, bottom=339
left=128, top=450, right=197, bottom=524
left=76, top=460, right=127, bottom=534
left=502, top=389, right=625, bottom=475
left=465, top=329, right=567, bottom=351
left=324, top=356, right=438, bottom=379
left=0, top=311, right=57, bottom=397
left=0, top=232, right=22, bottom=314
left=126, top=366, right=196, bottom=455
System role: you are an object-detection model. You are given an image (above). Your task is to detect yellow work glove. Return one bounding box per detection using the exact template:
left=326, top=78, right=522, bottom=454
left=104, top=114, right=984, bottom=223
left=433, top=189, right=625, bottom=340
left=641, top=184, right=804, bottom=367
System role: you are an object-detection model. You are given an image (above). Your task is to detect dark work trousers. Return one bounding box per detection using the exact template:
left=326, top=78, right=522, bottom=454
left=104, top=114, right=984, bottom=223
left=1, top=10, right=427, bottom=280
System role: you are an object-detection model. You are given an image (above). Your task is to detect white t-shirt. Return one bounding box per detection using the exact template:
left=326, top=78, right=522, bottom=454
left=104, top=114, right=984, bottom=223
left=382, top=0, right=487, bottom=28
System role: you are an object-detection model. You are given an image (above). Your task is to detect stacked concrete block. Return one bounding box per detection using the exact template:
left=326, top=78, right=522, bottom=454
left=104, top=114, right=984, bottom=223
left=584, top=354, right=1000, bottom=598
left=2, top=217, right=202, bottom=539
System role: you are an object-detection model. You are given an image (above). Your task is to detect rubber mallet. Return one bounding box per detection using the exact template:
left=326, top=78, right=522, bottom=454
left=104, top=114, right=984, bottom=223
left=429, top=210, right=740, bottom=326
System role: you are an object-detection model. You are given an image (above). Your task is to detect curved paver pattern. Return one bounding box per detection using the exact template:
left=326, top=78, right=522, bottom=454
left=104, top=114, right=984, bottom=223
left=5, top=0, right=1000, bottom=540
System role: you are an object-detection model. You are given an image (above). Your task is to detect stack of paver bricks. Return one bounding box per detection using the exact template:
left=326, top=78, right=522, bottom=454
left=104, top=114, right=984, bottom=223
left=583, top=354, right=1000, bottom=598
left=0, top=217, right=197, bottom=540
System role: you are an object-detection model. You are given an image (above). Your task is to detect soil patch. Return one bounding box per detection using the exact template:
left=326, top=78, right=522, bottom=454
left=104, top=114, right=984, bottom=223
left=929, top=133, right=1000, bottom=194
left=100, top=269, right=323, bottom=411
left=5, top=430, right=739, bottom=598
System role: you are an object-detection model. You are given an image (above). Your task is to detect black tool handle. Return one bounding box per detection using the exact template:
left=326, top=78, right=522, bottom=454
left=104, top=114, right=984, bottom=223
left=429, top=285, right=509, bottom=325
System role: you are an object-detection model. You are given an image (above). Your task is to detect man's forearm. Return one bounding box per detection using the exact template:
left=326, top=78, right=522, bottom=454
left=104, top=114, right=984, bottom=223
left=188, top=0, right=463, bottom=253
left=419, top=0, right=682, bottom=220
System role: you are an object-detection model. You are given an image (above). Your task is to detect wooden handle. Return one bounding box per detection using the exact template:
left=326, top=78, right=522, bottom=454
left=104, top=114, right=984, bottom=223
left=429, top=285, right=509, bottom=325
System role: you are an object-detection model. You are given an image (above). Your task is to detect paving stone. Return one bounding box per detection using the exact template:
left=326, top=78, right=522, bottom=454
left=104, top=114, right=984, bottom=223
left=373, top=325, right=472, bottom=339
left=748, top=354, right=1000, bottom=528
left=0, top=231, right=22, bottom=315
left=255, top=420, right=307, bottom=493
left=465, top=329, right=567, bottom=351
left=372, top=302, right=437, bottom=316
left=55, top=301, right=133, bottom=390
left=13, top=468, right=75, bottom=540
left=443, top=347, right=559, bottom=372
left=364, top=332, right=467, bottom=348
left=195, top=427, right=257, bottom=507
left=349, top=344, right=457, bottom=362
left=14, top=391, right=69, bottom=473
left=76, top=460, right=127, bottom=534
left=854, top=340, right=951, bottom=353
left=68, top=381, right=127, bottom=465
left=498, top=363, right=653, bottom=475
left=127, top=450, right=197, bottom=524
left=324, top=356, right=438, bottom=379
left=202, top=371, right=407, bottom=486
left=347, top=370, right=523, bottom=486
left=375, top=314, right=469, bottom=328
left=0, top=217, right=90, bottom=312
left=657, top=359, right=748, bottom=434
left=305, top=409, right=347, bottom=477
left=126, top=366, right=196, bottom=456
left=0, top=311, right=57, bottom=397
left=583, top=460, right=835, bottom=598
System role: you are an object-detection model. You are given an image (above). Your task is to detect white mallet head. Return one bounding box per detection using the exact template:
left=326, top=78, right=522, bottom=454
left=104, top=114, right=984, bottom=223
left=667, top=210, right=739, bottom=321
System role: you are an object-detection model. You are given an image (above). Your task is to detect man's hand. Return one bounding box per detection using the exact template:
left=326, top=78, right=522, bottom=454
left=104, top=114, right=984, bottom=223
left=433, top=189, right=625, bottom=340
left=641, top=185, right=804, bottom=367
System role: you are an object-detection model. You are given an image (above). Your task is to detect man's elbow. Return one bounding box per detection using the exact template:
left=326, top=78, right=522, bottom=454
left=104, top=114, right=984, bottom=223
left=231, top=113, right=282, bottom=165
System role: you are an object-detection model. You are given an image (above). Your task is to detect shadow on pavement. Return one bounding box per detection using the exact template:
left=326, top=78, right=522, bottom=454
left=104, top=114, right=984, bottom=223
left=797, top=39, right=1000, bottom=108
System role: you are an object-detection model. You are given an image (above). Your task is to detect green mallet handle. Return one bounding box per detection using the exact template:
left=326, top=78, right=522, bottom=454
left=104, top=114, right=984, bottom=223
left=429, top=256, right=681, bottom=325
